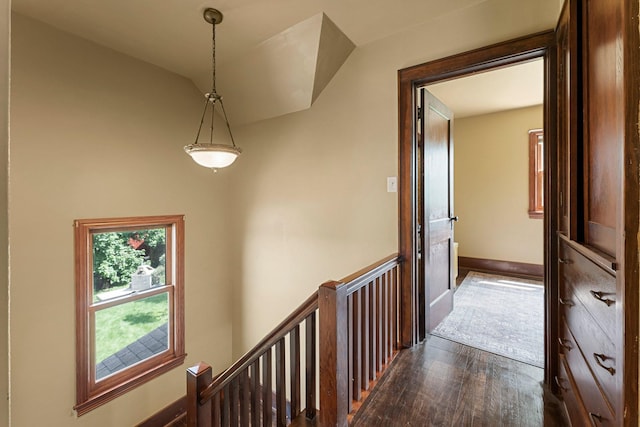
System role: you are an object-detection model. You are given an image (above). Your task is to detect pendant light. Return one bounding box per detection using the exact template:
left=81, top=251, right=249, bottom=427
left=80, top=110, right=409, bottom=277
left=184, top=8, right=241, bottom=169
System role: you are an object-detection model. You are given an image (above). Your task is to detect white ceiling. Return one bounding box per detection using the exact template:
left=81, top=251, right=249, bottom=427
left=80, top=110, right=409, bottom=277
left=11, top=0, right=545, bottom=123
left=427, top=59, right=544, bottom=119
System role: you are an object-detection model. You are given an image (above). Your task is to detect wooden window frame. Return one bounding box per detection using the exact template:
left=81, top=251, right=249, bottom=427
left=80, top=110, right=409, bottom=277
left=74, top=215, right=186, bottom=415
left=528, top=129, right=544, bottom=219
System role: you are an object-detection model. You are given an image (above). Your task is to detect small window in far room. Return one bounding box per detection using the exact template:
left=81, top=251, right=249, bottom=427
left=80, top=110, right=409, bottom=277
left=74, top=215, right=185, bottom=415
left=528, top=129, right=544, bottom=219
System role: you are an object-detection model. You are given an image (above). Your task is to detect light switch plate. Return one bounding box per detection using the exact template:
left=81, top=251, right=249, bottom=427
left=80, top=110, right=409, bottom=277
left=387, top=176, right=397, bottom=193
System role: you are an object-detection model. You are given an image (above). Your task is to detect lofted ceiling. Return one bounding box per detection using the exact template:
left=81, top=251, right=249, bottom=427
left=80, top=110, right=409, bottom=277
left=12, top=0, right=547, bottom=124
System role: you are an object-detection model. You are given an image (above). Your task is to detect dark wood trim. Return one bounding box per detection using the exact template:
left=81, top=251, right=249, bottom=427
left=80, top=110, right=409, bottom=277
left=397, top=30, right=557, bottom=380
left=398, top=31, right=555, bottom=86
left=135, top=396, right=187, bottom=427
left=621, top=0, right=640, bottom=424
left=458, top=257, right=543, bottom=279
left=398, top=69, right=416, bottom=348
left=545, top=18, right=560, bottom=395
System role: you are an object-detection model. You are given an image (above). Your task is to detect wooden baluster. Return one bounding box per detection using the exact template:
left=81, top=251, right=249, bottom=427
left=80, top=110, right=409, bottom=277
left=222, top=383, right=230, bottom=427
left=347, top=293, right=354, bottom=413
left=369, top=280, right=377, bottom=381
left=392, top=269, right=396, bottom=353
left=213, top=392, right=221, bottom=427
left=383, top=271, right=389, bottom=365
left=305, top=312, right=317, bottom=420
left=319, top=280, right=349, bottom=427
left=389, top=267, right=398, bottom=357
left=230, top=377, right=239, bottom=427
left=240, top=370, right=250, bottom=427
left=187, top=362, right=213, bottom=427
left=262, top=350, right=272, bottom=427
left=395, top=268, right=400, bottom=349
left=361, top=284, right=370, bottom=391
left=290, top=325, right=301, bottom=419
left=275, top=338, right=287, bottom=426
left=352, top=289, right=362, bottom=402
left=388, top=269, right=394, bottom=358
left=377, top=276, right=383, bottom=372
left=250, top=360, right=260, bottom=427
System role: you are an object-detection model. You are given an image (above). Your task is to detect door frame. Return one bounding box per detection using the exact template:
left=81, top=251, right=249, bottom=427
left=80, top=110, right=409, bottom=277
left=397, top=30, right=557, bottom=385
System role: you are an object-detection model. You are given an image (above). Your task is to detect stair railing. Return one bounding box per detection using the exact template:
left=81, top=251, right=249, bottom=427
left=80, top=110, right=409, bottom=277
left=187, top=253, right=401, bottom=427
left=319, top=253, right=401, bottom=426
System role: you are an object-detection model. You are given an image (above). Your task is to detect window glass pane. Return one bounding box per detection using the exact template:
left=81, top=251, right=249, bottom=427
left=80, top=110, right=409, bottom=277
left=95, top=293, right=169, bottom=380
left=92, top=228, right=167, bottom=303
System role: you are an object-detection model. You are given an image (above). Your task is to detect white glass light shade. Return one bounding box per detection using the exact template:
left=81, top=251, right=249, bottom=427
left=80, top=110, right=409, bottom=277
left=184, top=143, right=242, bottom=169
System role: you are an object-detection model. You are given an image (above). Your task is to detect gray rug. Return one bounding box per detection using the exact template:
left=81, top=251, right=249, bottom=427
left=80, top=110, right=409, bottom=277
left=431, top=271, right=544, bottom=367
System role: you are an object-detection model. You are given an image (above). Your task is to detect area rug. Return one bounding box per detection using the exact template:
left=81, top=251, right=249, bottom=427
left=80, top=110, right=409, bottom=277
left=431, top=271, right=544, bottom=367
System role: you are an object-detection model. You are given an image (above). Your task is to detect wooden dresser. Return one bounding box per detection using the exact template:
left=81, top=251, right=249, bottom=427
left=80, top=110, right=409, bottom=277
left=557, top=237, right=617, bottom=425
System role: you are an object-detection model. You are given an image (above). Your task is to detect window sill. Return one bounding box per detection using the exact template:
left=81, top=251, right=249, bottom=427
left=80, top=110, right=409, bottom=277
left=74, top=353, right=186, bottom=416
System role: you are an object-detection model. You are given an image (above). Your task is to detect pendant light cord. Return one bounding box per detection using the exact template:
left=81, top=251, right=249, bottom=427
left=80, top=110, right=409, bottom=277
left=211, top=19, right=216, bottom=93
left=192, top=9, right=238, bottom=149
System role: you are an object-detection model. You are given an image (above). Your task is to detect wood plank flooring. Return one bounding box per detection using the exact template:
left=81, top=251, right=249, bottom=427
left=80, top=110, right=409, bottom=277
left=350, top=335, right=567, bottom=427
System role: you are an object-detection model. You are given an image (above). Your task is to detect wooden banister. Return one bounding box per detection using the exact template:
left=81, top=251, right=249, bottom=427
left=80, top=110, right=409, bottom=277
left=186, top=253, right=402, bottom=427
left=319, top=253, right=401, bottom=426
left=200, top=290, right=319, bottom=402
left=186, top=362, right=212, bottom=427
left=340, top=253, right=400, bottom=293
left=319, top=281, right=350, bottom=427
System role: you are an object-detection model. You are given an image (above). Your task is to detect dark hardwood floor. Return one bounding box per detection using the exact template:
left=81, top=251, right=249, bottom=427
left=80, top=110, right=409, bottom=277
left=350, top=335, right=567, bottom=427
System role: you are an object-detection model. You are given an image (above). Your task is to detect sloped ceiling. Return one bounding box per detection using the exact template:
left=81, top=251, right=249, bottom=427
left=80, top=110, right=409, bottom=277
left=211, top=13, right=355, bottom=125
left=11, top=0, right=558, bottom=124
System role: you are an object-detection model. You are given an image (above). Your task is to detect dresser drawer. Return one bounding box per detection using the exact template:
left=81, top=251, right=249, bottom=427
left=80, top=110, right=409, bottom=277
left=560, top=317, right=616, bottom=425
left=557, top=355, right=590, bottom=427
left=560, top=282, right=618, bottom=411
left=559, top=241, right=616, bottom=338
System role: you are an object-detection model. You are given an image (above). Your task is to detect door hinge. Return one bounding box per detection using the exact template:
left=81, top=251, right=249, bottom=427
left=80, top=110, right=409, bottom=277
left=416, top=106, right=422, bottom=120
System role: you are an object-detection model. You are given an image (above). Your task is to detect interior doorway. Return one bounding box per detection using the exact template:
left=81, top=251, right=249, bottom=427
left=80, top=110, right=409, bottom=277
left=397, top=31, right=558, bottom=385
left=414, top=68, right=546, bottom=365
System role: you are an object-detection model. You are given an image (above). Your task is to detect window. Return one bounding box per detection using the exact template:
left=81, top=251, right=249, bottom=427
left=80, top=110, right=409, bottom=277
left=74, top=215, right=185, bottom=415
left=528, top=129, right=544, bottom=219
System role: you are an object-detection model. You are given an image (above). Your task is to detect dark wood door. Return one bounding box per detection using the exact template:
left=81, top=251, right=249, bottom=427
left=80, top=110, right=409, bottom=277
left=419, top=88, right=455, bottom=334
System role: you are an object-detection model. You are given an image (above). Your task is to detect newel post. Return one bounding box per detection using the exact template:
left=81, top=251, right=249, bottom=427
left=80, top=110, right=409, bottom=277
left=187, top=362, right=213, bottom=427
left=319, top=280, right=349, bottom=427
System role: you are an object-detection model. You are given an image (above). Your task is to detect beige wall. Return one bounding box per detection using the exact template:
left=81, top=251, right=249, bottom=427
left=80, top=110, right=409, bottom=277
left=229, top=1, right=559, bottom=356
left=0, top=1, right=8, bottom=426
left=4, top=0, right=562, bottom=423
left=9, top=14, right=233, bottom=426
left=454, top=106, right=544, bottom=265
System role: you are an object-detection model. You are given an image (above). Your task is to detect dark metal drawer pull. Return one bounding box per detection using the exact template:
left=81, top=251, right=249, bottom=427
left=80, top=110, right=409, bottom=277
left=589, top=412, right=604, bottom=425
left=590, top=290, right=614, bottom=306
left=559, top=258, right=571, bottom=264
left=558, top=338, right=572, bottom=351
left=593, top=353, right=616, bottom=375
left=554, top=375, right=568, bottom=392
left=559, top=297, right=574, bottom=307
